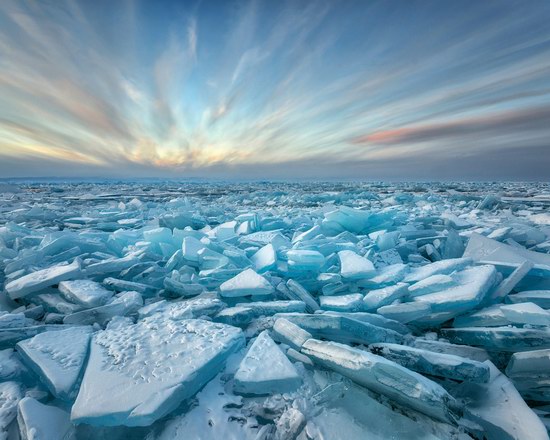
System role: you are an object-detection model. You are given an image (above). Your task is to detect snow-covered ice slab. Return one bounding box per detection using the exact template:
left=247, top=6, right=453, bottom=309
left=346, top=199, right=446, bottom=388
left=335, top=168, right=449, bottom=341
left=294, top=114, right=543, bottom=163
left=71, top=317, right=244, bottom=426
left=17, top=397, right=75, bottom=440
left=301, top=339, right=457, bottom=422
left=17, top=326, right=92, bottom=400
left=6, top=260, right=81, bottom=299
left=234, top=330, right=301, bottom=395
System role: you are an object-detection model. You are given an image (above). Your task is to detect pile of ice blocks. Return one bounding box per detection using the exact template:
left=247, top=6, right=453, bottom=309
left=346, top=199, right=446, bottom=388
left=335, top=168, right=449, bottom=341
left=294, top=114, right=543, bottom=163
left=1, top=181, right=550, bottom=439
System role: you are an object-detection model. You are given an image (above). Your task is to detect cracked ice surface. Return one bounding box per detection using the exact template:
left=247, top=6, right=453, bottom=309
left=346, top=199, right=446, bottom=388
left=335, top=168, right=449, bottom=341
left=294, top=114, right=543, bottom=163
left=1, top=181, right=550, bottom=439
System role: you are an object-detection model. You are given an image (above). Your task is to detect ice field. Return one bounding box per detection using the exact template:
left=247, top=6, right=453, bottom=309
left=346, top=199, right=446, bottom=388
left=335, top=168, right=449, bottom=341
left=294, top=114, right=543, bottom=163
left=1, top=181, right=550, bottom=439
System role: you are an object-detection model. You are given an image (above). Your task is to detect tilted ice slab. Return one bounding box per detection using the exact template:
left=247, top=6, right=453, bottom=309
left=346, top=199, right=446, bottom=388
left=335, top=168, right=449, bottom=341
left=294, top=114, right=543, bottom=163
left=17, top=326, right=92, bottom=400
left=338, top=250, right=376, bottom=279
left=233, top=330, right=301, bottom=395
left=441, top=326, right=550, bottom=352
left=455, top=361, right=548, bottom=440
left=63, top=291, right=143, bottom=326
left=219, top=268, right=274, bottom=298
left=58, top=280, right=113, bottom=308
left=71, top=317, right=244, bottom=426
left=215, top=300, right=305, bottom=326
left=414, top=265, right=498, bottom=316
left=403, top=258, right=472, bottom=283
left=277, top=313, right=405, bottom=345
left=17, top=397, right=74, bottom=440
left=319, top=294, right=364, bottom=312
left=411, top=339, right=490, bottom=362
left=272, top=318, right=312, bottom=351
left=5, top=260, right=81, bottom=299
left=464, top=232, right=550, bottom=268
left=363, top=283, right=408, bottom=311
left=0, top=325, right=74, bottom=349
left=301, top=339, right=457, bottom=423
left=506, top=349, right=550, bottom=402
left=286, top=250, right=325, bottom=271
left=369, top=343, right=490, bottom=383
left=500, top=302, right=550, bottom=326
left=250, top=244, right=277, bottom=273
left=507, top=290, right=550, bottom=309
left=321, top=311, right=410, bottom=335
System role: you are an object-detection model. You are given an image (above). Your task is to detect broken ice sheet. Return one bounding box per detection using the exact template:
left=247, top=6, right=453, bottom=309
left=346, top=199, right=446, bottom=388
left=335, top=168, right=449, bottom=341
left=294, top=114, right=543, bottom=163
left=2, top=181, right=550, bottom=439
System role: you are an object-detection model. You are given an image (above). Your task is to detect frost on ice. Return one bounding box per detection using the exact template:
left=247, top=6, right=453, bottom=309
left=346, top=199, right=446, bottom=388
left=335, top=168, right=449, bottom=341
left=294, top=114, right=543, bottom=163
left=0, top=181, right=550, bottom=439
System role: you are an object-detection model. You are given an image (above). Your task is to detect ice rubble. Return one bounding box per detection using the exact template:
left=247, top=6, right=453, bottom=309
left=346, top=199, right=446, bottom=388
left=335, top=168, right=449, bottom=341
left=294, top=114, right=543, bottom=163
left=0, top=181, right=550, bottom=439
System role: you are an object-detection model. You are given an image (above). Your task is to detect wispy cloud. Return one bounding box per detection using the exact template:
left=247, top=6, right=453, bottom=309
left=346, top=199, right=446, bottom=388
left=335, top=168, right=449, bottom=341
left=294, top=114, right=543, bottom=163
left=0, top=0, right=549, bottom=179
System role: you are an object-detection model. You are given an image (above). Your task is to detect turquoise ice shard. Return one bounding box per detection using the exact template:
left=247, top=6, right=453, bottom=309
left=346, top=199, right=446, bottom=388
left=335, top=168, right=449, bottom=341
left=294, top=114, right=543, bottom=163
left=453, top=304, right=511, bottom=327
left=280, top=279, right=320, bottom=313
left=456, top=361, right=548, bottom=440
left=411, top=339, right=490, bottom=362
left=16, top=326, right=92, bottom=400
left=507, top=291, right=550, bottom=308
left=215, top=300, right=305, bottom=326
left=286, top=250, right=325, bottom=271
left=413, top=265, right=498, bottom=316
left=5, top=259, right=81, bottom=299
left=319, top=294, right=364, bottom=312
left=17, top=397, right=75, bottom=440
left=219, top=268, right=274, bottom=298
left=506, top=349, right=550, bottom=402
left=363, top=283, right=408, bottom=311
left=377, top=302, right=431, bottom=323
left=63, top=291, right=143, bottom=326
left=500, top=302, right=550, bottom=326
left=71, top=318, right=244, bottom=426
left=441, top=326, right=550, bottom=352
left=278, top=313, right=404, bottom=345
left=464, top=231, right=550, bottom=268
left=58, top=280, right=114, bottom=308
left=337, top=250, right=376, bottom=279
left=408, top=274, right=455, bottom=297
left=369, top=343, right=490, bottom=383
left=84, top=254, right=140, bottom=276
left=323, top=206, right=371, bottom=233
left=233, top=330, right=301, bottom=395
left=403, top=257, right=472, bottom=283
left=251, top=244, right=277, bottom=273
left=358, top=263, right=408, bottom=288
left=272, top=318, right=312, bottom=350
left=321, top=311, right=410, bottom=335
left=489, top=260, right=533, bottom=300
left=301, top=339, right=457, bottom=423
left=181, top=236, right=205, bottom=262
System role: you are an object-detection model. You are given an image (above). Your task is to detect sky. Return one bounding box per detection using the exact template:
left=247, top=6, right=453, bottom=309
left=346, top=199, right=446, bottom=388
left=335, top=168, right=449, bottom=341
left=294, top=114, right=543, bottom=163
left=0, top=0, right=549, bottom=181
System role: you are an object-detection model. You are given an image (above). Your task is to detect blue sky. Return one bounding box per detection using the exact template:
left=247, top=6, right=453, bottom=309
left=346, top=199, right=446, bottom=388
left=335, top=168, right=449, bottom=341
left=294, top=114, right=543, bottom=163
left=0, top=0, right=549, bottom=180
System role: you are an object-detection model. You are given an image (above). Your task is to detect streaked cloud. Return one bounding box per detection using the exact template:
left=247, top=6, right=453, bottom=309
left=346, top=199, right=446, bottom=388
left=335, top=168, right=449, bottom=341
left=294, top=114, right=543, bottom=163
left=0, top=0, right=549, bottom=179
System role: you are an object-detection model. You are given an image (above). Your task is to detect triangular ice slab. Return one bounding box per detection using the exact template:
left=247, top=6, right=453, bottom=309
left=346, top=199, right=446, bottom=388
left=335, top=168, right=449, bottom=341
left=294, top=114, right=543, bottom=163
left=234, top=330, right=301, bottom=395
left=17, top=326, right=93, bottom=400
